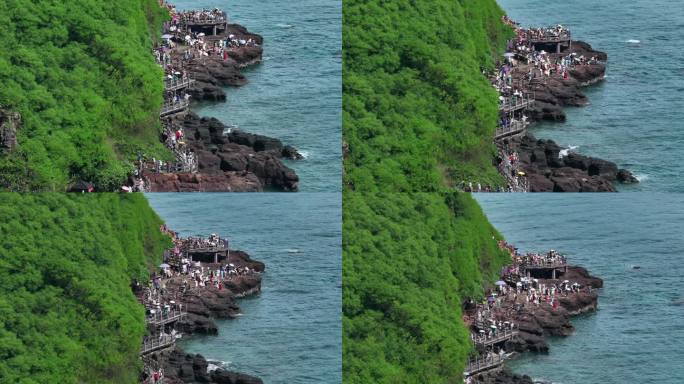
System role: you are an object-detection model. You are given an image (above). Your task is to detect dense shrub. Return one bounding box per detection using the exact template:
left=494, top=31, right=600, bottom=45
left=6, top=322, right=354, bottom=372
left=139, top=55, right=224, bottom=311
left=343, top=1, right=514, bottom=382
left=0, top=0, right=172, bottom=191
left=0, top=193, right=171, bottom=383
left=343, top=0, right=513, bottom=190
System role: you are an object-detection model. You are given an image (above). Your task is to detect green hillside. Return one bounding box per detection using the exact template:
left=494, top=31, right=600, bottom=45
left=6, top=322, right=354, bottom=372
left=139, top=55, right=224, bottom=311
left=344, top=0, right=512, bottom=190
left=343, top=192, right=510, bottom=383
left=0, top=0, right=172, bottom=191
left=343, top=0, right=514, bottom=382
left=0, top=193, right=171, bottom=383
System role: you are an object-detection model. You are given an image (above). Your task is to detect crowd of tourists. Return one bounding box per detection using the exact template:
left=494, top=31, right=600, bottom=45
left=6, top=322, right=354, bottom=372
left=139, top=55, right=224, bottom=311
left=464, top=239, right=591, bottom=377
left=185, top=234, right=228, bottom=250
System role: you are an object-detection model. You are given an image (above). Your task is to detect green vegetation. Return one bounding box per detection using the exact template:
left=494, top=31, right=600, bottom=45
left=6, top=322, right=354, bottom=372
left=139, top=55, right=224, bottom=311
left=343, top=0, right=515, bottom=382
left=344, top=0, right=513, bottom=190
left=343, top=192, right=509, bottom=383
left=0, top=0, right=172, bottom=191
left=0, top=193, right=171, bottom=383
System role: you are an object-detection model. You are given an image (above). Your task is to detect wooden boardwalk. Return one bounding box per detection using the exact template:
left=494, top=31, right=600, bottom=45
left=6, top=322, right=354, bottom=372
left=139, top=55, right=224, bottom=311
left=160, top=100, right=189, bottom=117
left=472, top=328, right=519, bottom=348
left=521, top=262, right=568, bottom=279
left=464, top=354, right=507, bottom=377
left=494, top=120, right=527, bottom=141
left=164, top=78, right=195, bottom=92
left=146, top=308, right=185, bottom=327
left=140, top=335, right=175, bottom=356
left=499, top=96, right=534, bottom=114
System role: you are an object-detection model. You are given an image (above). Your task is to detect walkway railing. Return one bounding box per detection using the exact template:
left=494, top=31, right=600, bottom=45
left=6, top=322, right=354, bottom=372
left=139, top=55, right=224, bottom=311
left=472, top=328, right=519, bottom=348
left=164, top=78, right=195, bottom=92
left=140, top=335, right=175, bottom=356
left=499, top=96, right=534, bottom=114
left=146, top=308, right=186, bottom=327
left=526, top=32, right=571, bottom=44
left=181, top=15, right=228, bottom=26
left=160, top=100, right=189, bottom=117
left=520, top=260, right=567, bottom=269
left=494, top=120, right=527, bottom=141
left=464, top=354, right=507, bottom=377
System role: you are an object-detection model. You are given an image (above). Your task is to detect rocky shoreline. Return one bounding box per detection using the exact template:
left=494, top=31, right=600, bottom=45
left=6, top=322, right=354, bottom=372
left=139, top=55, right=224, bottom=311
left=502, top=40, right=637, bottom=192
left=466, top=245, right=603, bottom=384
left=141, top=248, right=265, bottom=384
left=138, top=223, right=267, bottom=384
left=143, top=9, right=301, bottom=192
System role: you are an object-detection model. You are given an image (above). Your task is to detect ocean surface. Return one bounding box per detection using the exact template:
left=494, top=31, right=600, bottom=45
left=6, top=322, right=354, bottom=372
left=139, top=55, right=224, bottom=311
left=498, top=0, right=684, bottom=192
left=146, top=193, right=342, bottom=384
left=173, top=0, right=342, bottom=192
left=475, top=193, right=684, bottom=384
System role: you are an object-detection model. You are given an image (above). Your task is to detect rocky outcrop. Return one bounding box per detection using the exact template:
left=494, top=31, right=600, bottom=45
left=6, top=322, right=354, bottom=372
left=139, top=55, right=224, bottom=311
left=180, top=112, right=300, bottom=191
left=155, top=349, right=263, bottom=384
left=509, top=133, right=637, bottom=192
left=521, top=41, right=607, bottom=122
left=474, top=368, right=535, bottom=384
left=141, top=247, right=265, bottom=384
left=143, top=171, right=262, bottom=192
left=176, top=26, right=264, bottom=101
left=169, top=250, right=265, bottom=335
left=505, top=266, right=603, bottom=353
left=0, top=109, right=21, bottom=151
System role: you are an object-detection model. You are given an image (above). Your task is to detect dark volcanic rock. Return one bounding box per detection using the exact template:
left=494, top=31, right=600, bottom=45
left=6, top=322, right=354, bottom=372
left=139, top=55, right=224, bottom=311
left=211, top=369, right=264, bottom=384
left=143, top=171, right=263, bottom=192
left=617, top=168, right=639, bottom=184
left=474, top=368, right=535, bottom=384
left=511, top=133, right=637, bottom=192
left=515, top=40, right=606, bottom=122
left=159, top=349, right=263, bottom=384
left=179, top=112, right=300, bottom=191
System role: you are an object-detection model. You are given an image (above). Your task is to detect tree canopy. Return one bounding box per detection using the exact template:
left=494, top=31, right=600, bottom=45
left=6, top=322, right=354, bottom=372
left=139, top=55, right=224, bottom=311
left=0, top=193, right=171, bottom=383
left=344, top=0, right=513, bottom=190
left=0, top=0, right=172, bottom=191
left=342, top=1, right=513, bottom=382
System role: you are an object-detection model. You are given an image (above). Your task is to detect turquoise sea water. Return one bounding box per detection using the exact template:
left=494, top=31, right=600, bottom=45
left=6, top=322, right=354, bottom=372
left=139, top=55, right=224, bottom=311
left=476, top=193, right=684, bottom=383
left=498, top=0, right=684, bottom=192
left=173, top=0, right=342, bottom=192
left=146, top=193, right=342, bottom=384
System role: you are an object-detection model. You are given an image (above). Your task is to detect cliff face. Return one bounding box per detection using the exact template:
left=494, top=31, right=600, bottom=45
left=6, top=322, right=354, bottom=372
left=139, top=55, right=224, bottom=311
left=342, top=1, right=513, bottom=382
left=0, top=193, right=171, bottom=383
left=0, top=0, right=171, bottom=191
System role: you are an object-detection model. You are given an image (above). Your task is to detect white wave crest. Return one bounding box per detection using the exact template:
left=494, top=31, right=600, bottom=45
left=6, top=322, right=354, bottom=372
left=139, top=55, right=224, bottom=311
left=634, top=173, right=649, bottom=182
left=559, top=145, right=579, bottom=159
left=625, top=39, right=641, bottom=44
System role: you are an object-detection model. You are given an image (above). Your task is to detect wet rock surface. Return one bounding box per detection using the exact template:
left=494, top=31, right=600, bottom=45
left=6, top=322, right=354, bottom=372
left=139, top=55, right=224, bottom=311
left=155, top=349, right=264, bottom=384
left=507, top=133, right=637, bottom=192
left=153, top=23, right=301, bottom=192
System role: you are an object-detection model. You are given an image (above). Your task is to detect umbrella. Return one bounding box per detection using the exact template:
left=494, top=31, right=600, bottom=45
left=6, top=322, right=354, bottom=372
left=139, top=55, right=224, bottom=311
left=161, top=34, right=174, bottom=39
left=495, top=281, right=507, bottom=286
left=159, top=263, right=171, bottom=269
